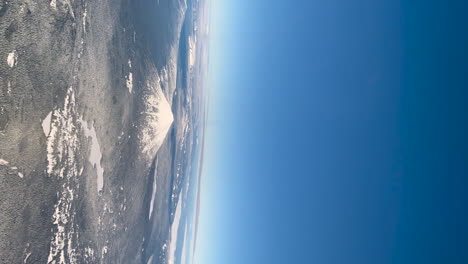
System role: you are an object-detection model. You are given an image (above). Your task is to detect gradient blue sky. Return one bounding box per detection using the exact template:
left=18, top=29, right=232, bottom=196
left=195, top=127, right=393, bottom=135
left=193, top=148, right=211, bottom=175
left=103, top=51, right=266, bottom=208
left=195, top=1, right=468, bottom=263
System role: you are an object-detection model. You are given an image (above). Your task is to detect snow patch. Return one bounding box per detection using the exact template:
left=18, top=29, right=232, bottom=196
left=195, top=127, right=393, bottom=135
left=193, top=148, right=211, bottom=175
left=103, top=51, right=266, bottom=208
left=24, top=252, right=31, bottom=263
left=50, top=0, right=57, bottom=9
left=126, top=60, right=133, bottom=93
left=7, top=81, right=11, bottom=95
left=85, top=247, right=94, bottom=259
left=82, top=7, right=87, bottom=31
left=42, top=111, right=53, bottom=137
left=7, top=50, right=17, bottom=68
left=188, top=36, right=196, bottom=68
left=126, top=72, right=133, bottom=93
left=79, top=118, right=104, bottom=193
left=101, top=246, right=108, bottom=259
left=148, top=158, right=158, bottom=219
left=0, top=159, right=23, bottom=178
left=146, top=255, right=154, bottom=264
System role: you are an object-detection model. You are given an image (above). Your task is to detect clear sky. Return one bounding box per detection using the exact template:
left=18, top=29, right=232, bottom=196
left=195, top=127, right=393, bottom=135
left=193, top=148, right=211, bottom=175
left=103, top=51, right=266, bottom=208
left=195, top=0, right=468, bottom=263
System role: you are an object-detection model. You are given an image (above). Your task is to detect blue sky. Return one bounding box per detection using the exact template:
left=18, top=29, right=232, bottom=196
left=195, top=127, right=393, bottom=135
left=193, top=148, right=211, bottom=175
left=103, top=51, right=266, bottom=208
left=195, top=1, right=468, bottom=263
